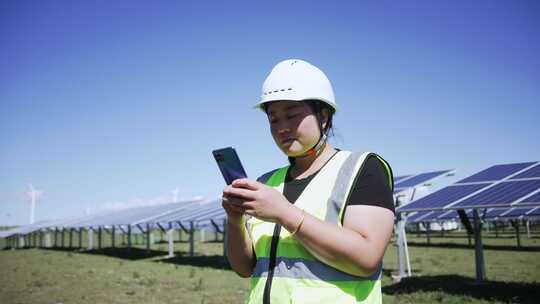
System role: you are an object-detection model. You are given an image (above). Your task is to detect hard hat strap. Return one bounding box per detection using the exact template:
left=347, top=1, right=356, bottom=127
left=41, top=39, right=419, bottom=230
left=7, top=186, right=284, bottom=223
left=298, top=111, right=328, bottom=158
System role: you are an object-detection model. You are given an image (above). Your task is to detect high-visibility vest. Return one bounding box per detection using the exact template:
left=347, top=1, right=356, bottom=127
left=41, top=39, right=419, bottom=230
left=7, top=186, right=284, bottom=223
left=246, top=151, right=393, bottom=304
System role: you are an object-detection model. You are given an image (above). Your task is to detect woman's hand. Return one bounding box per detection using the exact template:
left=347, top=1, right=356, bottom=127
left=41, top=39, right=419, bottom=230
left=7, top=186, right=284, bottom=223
left=222, top=192, right=246, bottom=225
left=223, top=178, right=293, bottom=223
left=221, top=182, right=257, bottom=278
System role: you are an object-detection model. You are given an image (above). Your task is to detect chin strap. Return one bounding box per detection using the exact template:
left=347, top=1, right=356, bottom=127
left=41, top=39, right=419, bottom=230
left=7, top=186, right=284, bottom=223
left=292, top=106, right=329, bottom=160
left=303, top=133, right=327, bottom=157
left=297, top=119, right=328, bottom=158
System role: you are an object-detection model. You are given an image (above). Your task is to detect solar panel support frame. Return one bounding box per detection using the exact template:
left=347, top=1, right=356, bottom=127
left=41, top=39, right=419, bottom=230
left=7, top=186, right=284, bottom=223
left=69, top=228, right=73, bottom=248
left=118, top=225, right=128, bottom=234
left=473, top=209, right=486, bottom=281
left=510, top=220, right=521, bottom=248
left=146, top=223, right=151, bottom=253
left=98, top=227, right=103, bottom=250
left=127, top=224, right=132, bottom=251
left=178, top=222, right=190, bottom=234
left=189, top=221, right=195, bottom=257
left=61, top=227, right=65, bottom=248
left=156, top=222, right=168, bottom=233
left=167, top=222, right=175, bottom=258
left=210, top=219, right=223, bottom=234
left=88, top=228, right=94, bottom=250
left=111, top=226, right=116, bottom=249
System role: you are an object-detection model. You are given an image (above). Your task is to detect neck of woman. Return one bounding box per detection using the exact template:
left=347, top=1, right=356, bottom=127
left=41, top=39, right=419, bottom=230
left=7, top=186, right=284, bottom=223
left=289, top=144, right=337, bottom=179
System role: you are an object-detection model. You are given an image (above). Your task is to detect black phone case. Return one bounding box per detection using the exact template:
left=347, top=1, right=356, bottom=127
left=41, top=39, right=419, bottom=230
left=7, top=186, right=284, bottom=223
left=212, top=147, right=247, bottom=185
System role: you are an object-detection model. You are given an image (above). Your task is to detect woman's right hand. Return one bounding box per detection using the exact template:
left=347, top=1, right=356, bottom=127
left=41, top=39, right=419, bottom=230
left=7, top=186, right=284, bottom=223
left=222, top=187, right=246, bottom=225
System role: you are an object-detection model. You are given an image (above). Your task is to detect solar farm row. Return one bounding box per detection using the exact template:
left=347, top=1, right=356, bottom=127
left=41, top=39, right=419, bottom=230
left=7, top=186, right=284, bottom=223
left=1, top=169, right=451, bottom=239
left=398, top=162, right=540, bottom=212
left=406, top=206, right=540, bottom=223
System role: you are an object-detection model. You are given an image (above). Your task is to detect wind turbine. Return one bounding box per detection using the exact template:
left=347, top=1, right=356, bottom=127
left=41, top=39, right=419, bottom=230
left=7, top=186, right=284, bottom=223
left=172, top=187, right=179, bottom=203
left=26, top=184, right=43, bottom=224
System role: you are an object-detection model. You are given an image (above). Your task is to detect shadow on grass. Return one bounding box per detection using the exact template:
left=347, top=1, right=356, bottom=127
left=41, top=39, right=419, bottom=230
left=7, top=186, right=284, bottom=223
left=406, top=241, right=540, bottom=252
left=84, top=247, right=167, bottom=260
left=157, top=254, right=231, bottom=270
left=201, top=240, right=225, bottom=244
left=40, top=246, right=167, bottom=260
left=383, top=275, right=540, bottom=304
left=153, top=239, right=224, bottom=244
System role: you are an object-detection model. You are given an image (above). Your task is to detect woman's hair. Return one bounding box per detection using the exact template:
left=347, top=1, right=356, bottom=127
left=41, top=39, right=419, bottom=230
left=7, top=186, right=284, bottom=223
left=306, top=100, right=334, bottom=138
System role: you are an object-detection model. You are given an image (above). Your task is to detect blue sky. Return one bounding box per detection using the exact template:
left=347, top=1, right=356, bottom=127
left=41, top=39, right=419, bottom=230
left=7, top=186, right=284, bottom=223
left=1, top=0, right=539, bottom=225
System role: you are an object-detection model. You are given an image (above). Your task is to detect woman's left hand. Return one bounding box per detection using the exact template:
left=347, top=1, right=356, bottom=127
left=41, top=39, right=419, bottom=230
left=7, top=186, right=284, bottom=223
left=223, top=178, right=293, bottom=223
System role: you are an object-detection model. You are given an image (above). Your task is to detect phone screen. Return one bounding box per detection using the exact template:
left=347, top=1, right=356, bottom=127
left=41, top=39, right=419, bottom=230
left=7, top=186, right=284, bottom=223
left=212, top=147, right=247, bottom=185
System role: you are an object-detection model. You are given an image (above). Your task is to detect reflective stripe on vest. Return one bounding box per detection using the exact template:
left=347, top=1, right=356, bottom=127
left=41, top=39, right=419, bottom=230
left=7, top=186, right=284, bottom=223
left=253, top=257, right=382, bottom=282
left=326, top=152, right=394, bottom=224
left=247, top=150, right=392, bottom=304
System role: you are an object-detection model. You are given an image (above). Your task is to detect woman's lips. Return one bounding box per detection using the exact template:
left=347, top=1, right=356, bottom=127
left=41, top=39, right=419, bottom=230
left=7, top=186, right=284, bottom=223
left=280, top=138, right=295, bottom=145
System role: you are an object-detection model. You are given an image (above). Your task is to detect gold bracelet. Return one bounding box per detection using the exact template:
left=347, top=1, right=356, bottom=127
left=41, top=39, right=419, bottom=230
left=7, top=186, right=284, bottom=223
left=290, top=209, right=306, bottom=236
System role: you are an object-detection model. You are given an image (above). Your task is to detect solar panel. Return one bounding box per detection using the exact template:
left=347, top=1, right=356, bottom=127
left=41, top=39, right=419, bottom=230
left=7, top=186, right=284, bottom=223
left=395, top=170, right=452, bottom=188
left=498, top=207, right=536, bottom=219
left=394, top=175, right=412, bottom=183
left=179, top=205, right=225, bottom=224
left=398, top=161, right=540, bottom=213
left=0, top=222, right=45, bottom=238
left=405, top=211, right=433, bottom=223
left=525, top=207, right=540, bottom=217
left=197, top=212, right=228, bottom=232
left=422, top=210, right=454, bottom=222
left=519, top=191, right=540, bottom=204
left=193, top=206, right=226, bottom=222
left=510, top=164, right=540, bottom=179
left=394, top=187, right=408, bottom=193
left=483, top=208, right=511, bottom=218
left=475, top=206, right=540, bottom=221
left=436, top=210, right=459, bottom=221
left=150, top=200, right=222, bottom=224
left=0, top=217, right=80, bottom=238
left=456, top=162, right=536, bottom=184
left=452, top=180, right=540, bottom=209
left=393, top=170, right=453, bottom=196
left=399, top=183, right=490, bottom=212
left=406, top=210, right=458, bottom=223
left=63, top=201, right=200, bottom=228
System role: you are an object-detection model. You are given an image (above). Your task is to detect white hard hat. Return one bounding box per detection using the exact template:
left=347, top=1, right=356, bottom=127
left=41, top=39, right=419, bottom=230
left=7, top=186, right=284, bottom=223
left=255, top=59, right=338, bottom=113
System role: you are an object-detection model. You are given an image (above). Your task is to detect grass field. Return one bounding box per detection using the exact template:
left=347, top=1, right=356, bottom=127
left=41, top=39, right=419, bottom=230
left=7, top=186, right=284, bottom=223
left=1, top=228, right=539, bottom=304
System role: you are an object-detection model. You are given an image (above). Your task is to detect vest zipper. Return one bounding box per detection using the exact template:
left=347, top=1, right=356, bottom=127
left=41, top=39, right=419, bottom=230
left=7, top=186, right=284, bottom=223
left=262, top=223, right=281, bottom=304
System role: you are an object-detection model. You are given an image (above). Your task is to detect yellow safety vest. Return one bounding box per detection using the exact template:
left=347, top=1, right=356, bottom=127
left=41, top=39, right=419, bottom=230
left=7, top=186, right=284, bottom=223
left=246, top=151, right=393, bottom=304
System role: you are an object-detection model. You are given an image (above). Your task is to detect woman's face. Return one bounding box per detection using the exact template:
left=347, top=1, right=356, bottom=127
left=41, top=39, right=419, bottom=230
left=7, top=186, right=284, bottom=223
left=266, top=101, right=321, bottom=157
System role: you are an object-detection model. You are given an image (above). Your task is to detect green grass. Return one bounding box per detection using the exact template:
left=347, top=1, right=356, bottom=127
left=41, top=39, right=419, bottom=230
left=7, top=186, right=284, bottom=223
left=1, top=229, right=539, bottom=304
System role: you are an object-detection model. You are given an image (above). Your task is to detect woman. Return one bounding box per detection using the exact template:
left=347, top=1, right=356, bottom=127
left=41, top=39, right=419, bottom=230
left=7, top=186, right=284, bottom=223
left=222, top=59, right=395, bottom=304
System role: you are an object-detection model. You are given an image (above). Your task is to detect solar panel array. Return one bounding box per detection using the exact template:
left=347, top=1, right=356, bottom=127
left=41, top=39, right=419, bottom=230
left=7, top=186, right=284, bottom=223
left=149, top=200, right=226, bottom=232
left=0, top=199, right=222, bottom=238
left=0, top=220, right=54, bottom=238
left=62, top=201, right=199, bottom=229
left=406, top=206, right=540, bottom=224
left=2, top=163, right=538, bottom=239
left=399, top=162, right=540, bottom=212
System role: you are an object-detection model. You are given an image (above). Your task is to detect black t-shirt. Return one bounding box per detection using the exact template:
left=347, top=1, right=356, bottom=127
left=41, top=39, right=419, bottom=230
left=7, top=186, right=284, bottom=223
left=281, top=152, right=395, bottom=215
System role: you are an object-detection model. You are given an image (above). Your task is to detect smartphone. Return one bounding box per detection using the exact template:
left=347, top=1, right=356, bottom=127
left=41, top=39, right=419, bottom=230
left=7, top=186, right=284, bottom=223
left=212, top=147, right=248, bottom=185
